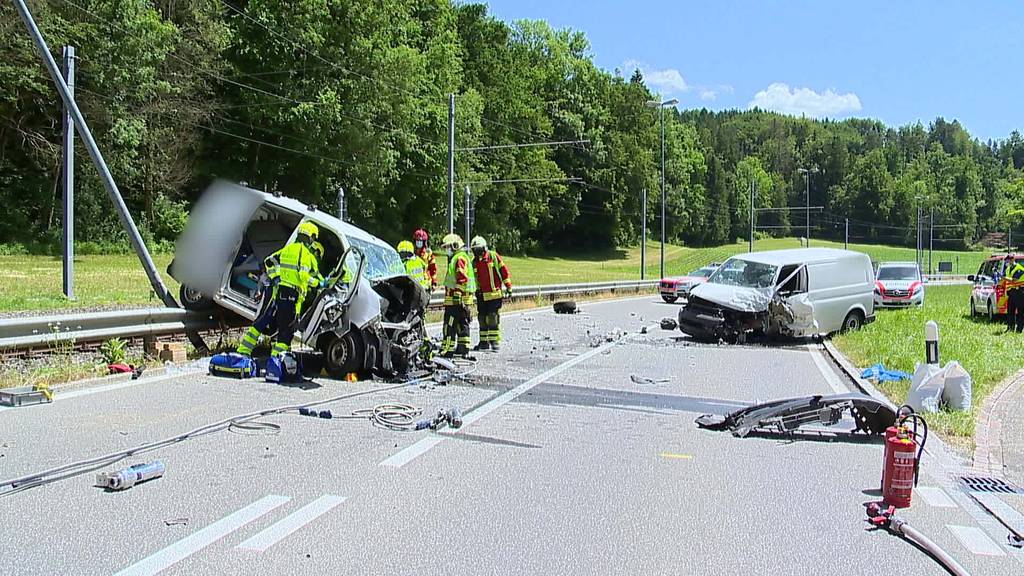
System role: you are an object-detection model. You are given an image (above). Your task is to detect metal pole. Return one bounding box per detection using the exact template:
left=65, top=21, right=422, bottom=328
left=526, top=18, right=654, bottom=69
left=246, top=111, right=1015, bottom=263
left=929, top=207, right=933, bottom=275
left=805, top=172, right=810, bottom=246
left=660, top=106, right=666, bottom=279
left=14, top=0, right=176, bottom=307
left=448, top=93, right=455, bottom=234
left=61, top=45, right=75, bottom=300
left=916, top=205, right=922, bottom=271
left=337, top=186, right=345, bottom=221
left=641, top=187, right=647, bottom=279
left=845, top=218, right=849, bottom=250
left=749, top=179, right=754, bottom=253
left=464, top=185, right=471, bottom=243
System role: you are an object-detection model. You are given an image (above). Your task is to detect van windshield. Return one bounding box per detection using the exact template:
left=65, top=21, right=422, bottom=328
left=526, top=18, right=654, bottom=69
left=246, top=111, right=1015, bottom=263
left=877, top=266, right=919, bottom=281
left=708, top=258, right=778, bottom=289
left=345, top=236, right=405, bottom=280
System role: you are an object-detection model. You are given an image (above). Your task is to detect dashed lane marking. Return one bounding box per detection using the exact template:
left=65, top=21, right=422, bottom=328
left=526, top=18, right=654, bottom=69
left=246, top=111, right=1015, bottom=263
left=658, top=453, right=693, bottom=460
left=238, top=495, right=347, bottom=553
left=114, top=495, right=291, bottom=576
left=916, top=486, right=957, bottom=508
left=946, top=524, right=1007, bottom=556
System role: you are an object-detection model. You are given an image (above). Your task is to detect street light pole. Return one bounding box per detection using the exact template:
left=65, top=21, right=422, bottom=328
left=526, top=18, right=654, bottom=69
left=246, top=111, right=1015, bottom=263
left=798, top=167, right=818, bottom=246
left=647, top=98, right=678, bottom=279
left=641, top=187, right=647, bottom=279
left=749, top=179, right=755, bottom=253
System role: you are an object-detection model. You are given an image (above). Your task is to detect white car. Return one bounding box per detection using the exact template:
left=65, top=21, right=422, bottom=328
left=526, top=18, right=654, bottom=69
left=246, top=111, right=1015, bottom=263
left=678, top=248, right=875, bottom=341
left=873, top=262, right=925, bottom=308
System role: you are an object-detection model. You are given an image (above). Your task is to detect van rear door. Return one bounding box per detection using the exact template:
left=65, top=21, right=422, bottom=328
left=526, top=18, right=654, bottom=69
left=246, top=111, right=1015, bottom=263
left=171, top=181, right=264, bottom=297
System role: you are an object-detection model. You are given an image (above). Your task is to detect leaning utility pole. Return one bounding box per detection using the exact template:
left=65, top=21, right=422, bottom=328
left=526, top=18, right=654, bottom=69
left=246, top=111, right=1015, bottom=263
left=61, top=45, right=75, bottom=300
left=447, top=94, right=455, bottom=234
left=14, top=0, right=176, bottom=307
left=641, top=187, right=647, bottom=280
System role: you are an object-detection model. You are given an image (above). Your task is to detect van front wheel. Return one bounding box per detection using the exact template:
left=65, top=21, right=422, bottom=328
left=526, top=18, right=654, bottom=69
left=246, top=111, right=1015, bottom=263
left=322, top=332, right=365, bottom=378
left=841, top=310, right=864, bottom=333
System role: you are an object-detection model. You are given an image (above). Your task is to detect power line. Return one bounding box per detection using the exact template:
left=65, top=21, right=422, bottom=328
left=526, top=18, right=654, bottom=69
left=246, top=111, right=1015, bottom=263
left=456, top=139, right=590, bottom=152
left=456, top=177, right=581, bottom=185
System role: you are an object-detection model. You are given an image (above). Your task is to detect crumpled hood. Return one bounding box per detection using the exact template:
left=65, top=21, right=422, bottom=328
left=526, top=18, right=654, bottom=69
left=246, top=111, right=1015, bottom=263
left=690, top=282, right=773, bottom=313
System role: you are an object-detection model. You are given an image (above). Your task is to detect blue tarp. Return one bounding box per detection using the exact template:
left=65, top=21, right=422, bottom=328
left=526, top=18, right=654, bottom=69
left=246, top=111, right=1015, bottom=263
left=861, top=363, right=912, bottom=382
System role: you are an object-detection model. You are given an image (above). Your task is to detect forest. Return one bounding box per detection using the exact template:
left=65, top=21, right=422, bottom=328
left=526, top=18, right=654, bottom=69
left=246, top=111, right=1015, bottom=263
left=3, top=0, right=1024, bottom=254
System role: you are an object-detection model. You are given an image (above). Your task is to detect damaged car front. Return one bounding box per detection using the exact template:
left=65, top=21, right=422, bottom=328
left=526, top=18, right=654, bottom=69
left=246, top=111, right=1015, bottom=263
left=678, top=257, right=815, bottom=342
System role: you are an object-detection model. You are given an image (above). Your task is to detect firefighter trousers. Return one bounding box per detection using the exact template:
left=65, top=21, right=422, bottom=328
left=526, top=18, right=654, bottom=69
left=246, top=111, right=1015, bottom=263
left=1008, top=288, right=1024, bottom=333
left=236, top=286, right=301, bottom=357
left=476, top=296, right=502, bottom=344
left=442, top=303, right=471, bottom=353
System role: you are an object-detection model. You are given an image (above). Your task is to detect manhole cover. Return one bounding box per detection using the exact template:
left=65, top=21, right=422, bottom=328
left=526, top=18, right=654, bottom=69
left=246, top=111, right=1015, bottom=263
left=959, top=476, right=1024, bottom=494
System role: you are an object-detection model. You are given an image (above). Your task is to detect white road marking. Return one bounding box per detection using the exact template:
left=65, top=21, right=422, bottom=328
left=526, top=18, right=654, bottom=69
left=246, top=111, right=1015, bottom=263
left=946, top=524, right=1006, bottom=556
left=806, top=343, right=850, bottom=394
left=0, top=370, right=203, bottom=414
left=381, top=331, right=638, bottom=468
left=113, top=495, right=290, bottom=576
left=916, top=486, right=957, bottom=508
left=237, top=495, right=347, bottom=552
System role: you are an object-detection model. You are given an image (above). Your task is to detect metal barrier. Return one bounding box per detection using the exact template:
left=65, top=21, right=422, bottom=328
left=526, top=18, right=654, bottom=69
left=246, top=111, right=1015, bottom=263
left=0, top=280, right=658, bottom=352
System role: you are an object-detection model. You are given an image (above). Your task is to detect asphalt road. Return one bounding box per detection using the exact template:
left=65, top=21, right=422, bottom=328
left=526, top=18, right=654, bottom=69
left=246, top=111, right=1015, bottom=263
left=1, top=295, right=1021, bottom=575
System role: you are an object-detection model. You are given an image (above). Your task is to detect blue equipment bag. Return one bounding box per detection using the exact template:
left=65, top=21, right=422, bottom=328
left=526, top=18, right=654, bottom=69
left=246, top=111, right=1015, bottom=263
left=265, top=352, right=301, bottom=383
left=209, top=353, right=257, bottom=379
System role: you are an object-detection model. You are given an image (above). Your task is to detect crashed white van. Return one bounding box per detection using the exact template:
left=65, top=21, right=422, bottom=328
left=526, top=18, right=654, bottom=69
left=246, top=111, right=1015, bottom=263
left=169, top=181, right=428, bottom=377
left=677, top=248, right=875, bottom=341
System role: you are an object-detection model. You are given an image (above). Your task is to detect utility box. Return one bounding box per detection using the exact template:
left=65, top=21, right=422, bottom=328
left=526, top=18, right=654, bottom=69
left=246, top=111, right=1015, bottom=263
left=157, top=342, right=188, bottom=363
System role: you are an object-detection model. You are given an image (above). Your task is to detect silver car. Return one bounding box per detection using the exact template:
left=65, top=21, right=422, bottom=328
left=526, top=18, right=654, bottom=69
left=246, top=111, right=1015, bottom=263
left=169, top=181, right=428, bottom=377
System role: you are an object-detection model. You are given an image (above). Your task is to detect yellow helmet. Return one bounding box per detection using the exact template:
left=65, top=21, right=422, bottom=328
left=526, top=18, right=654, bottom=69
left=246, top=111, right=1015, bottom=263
left=441, top=233, right=464, bottom=250
left=297, top=221, right=319, bottom=240
left=310, top=240, right=324, bottom=260
left=396, top=240, right=415, bottom=254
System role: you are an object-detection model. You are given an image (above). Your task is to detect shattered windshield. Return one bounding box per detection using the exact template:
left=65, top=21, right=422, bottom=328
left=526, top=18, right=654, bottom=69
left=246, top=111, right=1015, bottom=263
left=877, top=266, right=919, bottom=281
left=345, top=236, right=405, bottom=280
left=708, top=258, right=778, bottom=288
left=692, top=267, right=715, bottom=277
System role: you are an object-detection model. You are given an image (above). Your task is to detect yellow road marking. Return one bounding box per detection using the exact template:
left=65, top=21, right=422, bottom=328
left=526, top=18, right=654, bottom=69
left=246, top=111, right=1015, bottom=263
left=658, top=453, right=693, bottom=460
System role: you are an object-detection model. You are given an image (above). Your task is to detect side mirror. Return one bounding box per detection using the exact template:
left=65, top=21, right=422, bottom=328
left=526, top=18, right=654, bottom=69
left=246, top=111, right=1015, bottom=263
left=967, top=275, right=975, bottom=282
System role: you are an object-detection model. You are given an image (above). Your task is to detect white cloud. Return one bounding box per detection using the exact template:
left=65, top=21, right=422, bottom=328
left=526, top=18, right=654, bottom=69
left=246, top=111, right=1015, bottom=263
left=699, top=89, right=717, bottom=101
left=748, top=83, right=862, bottom=118
left=622, top=59, right=688, bottom=95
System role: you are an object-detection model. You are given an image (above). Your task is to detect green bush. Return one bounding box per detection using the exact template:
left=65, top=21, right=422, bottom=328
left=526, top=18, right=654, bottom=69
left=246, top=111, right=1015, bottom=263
left=99, top=337, right=128, bottom=365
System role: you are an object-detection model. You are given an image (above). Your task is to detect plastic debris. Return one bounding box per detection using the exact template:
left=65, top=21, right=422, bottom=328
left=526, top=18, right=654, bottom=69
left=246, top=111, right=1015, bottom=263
left=630, top=374, right=670, bottom=385
left=660, top=318, right=678, bottom=330
left=906, top=361, right=973, bottom=413
left=861, top=363, right=912, bottom=382
left=553, top=301, right=577, bottom=314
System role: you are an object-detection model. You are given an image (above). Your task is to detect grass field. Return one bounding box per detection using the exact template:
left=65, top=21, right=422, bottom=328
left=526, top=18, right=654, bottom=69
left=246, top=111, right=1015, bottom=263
left=833, top=284, right=1024, bottom=440
left=0, top=237, right=990, bottom=312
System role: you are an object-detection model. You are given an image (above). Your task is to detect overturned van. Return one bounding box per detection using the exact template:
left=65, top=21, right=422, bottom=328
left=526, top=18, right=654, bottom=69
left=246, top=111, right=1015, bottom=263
left=678, top=248, right=875, bottom=342
left=169, top=181, right=428, bottom=377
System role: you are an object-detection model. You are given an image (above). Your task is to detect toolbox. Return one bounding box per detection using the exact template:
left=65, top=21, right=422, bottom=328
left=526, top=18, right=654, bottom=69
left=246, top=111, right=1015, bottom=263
left=0, top=385, right=53, bottom=407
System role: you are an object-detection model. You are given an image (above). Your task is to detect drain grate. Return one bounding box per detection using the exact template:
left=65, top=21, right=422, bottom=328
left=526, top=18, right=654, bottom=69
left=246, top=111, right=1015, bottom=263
left=959, top=475, right=1024, bottom=494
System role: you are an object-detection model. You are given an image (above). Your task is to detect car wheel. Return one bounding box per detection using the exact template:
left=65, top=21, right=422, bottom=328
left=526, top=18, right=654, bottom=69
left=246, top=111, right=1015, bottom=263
left=662, top=295, right=678, bottom=303
left=841, top=310, right=864, bottom=333
left=988, top=301, right=995, bottom=322
left=970, top=298, right=976, bottom=317
left=179, top=285, right=214, bottom=311
left=321, top=332, right=365, bottom=378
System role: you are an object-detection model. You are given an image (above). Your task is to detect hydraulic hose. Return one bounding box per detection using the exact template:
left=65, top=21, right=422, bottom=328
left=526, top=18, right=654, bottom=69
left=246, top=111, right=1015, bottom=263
left=891, top=517, right=972, bottom=576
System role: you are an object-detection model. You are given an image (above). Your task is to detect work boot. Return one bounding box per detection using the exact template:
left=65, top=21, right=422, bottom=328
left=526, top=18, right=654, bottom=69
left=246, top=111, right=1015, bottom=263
left=473, top=341, right=491, bottom=351
left=454, top=345, right=471, bottom=357
left=489, top=342, right=501, bottom=352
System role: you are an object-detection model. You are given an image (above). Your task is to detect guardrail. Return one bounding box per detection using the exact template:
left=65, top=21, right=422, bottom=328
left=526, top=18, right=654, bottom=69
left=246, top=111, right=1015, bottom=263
left=0, top=280, right=657, bottom=353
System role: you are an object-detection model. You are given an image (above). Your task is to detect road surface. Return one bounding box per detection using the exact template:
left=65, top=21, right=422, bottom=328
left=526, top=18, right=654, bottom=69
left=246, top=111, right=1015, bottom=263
left=1, top=295, right=1021, bottom=575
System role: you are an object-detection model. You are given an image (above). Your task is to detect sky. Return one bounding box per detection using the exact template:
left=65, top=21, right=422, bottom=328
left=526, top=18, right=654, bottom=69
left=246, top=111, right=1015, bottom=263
left=480, top=0, right=1023, bottom=141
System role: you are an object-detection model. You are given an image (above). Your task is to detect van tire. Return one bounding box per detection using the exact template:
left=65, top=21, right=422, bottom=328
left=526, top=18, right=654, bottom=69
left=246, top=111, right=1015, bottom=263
left=662, top=295, right=678, bottom=303
left=841, top=310, right=864, bottom=333
left=322, top=332, right=365, bottom=378
left=180, top=285, right=214, bottom=311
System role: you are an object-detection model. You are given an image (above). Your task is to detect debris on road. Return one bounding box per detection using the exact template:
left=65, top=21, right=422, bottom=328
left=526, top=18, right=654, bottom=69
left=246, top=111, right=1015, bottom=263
left=906, top=361, right=972, bottom=413
left=164, top=518, right=189, bottom=527
left=696, top=393, right=896, bottom=437
left=660, top=318, right=678, bottom=330
left=553, top=301, right=577, bottom=314
left=0, top=384, right=53, bottom=407
left=860, top=363, right=911, bottom=382
left=95, top=461, right=166, bottom=491
left=630, top=374, right=669, bottom=385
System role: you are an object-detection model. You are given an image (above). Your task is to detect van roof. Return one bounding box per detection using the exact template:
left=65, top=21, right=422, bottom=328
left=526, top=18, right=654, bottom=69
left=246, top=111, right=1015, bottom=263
left=257, top=189, right=391, bottom=249
left=732, top=247, right=867, bottom=266
left=877, top=261, right=919, bottom=267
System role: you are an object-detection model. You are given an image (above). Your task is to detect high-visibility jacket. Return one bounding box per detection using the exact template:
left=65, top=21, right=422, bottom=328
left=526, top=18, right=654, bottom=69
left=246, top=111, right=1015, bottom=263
left=404, top=255, right=431, bottom=290
left=265, top=241, right=321, bottom=300
left=416, top=247, right=438, bottom=288
left=443, top=250, right=476, bottom=305
left=1008, top=261, right=1024, bottom=290
left=473, top=249, right=512, bottom=301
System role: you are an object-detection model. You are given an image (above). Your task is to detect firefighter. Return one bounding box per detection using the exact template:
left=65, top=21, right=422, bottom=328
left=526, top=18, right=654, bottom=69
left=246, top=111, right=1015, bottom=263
left=1006, top=256, right=1024, bottom=333
left=397, top=240, right=431, bottom=290
left=236, top=221, right=322, bottom=360
left=413, top=229, right=438, bottom=290
left=470, top=236, right=512, bottom=351
left=440, top=233, right=475, bottom=357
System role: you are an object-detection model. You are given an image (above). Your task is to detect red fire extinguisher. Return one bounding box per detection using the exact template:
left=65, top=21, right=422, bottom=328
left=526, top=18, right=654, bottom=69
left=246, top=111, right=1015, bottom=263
left=881, top=407, right=928, bottom=508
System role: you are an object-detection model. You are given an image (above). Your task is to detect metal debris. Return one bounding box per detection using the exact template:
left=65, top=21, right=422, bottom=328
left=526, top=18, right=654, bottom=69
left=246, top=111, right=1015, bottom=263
left=630, top=375, right=670, bottom=385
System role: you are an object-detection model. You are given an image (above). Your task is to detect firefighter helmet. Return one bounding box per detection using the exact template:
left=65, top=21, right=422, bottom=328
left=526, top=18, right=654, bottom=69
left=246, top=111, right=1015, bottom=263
left=441, top=233, right=464, bottom=250
left=297, top=221, right=319, bottom=240
left=470, top=236, right=487, bottom=250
